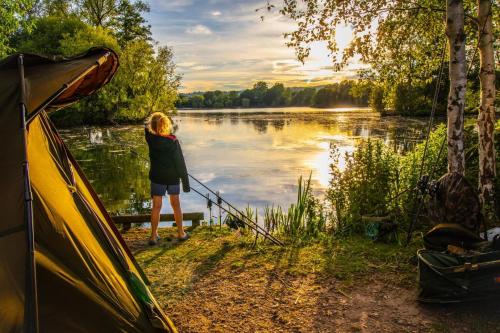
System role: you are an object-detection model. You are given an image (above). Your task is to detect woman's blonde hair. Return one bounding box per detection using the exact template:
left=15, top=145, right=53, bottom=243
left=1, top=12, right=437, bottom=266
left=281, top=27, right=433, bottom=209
left=147, top=112, right=173, bottom=136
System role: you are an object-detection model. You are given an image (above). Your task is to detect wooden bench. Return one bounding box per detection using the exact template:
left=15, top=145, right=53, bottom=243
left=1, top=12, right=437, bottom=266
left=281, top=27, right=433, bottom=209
left=112, top=212, right=204, bottom=231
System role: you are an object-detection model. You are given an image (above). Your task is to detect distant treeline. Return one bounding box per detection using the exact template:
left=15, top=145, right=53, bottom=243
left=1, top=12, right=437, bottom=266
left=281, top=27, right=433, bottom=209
left=176, top=80, right=370, bottom=109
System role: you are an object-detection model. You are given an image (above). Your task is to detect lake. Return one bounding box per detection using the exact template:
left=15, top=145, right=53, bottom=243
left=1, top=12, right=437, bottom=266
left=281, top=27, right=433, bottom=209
left=59, top=107, right=435, bottom=222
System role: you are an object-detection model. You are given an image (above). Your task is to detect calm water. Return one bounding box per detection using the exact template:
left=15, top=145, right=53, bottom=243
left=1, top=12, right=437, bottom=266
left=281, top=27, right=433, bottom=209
left=59, top=107, right=434, bottom=220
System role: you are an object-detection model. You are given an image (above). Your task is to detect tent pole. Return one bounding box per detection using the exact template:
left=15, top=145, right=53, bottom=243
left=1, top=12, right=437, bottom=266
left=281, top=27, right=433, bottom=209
left=18, top=54, right=39, bottom=333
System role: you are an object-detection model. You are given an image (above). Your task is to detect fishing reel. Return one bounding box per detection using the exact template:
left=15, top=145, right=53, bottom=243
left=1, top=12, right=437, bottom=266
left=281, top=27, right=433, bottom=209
left=224, top=214, right=246, bottom=230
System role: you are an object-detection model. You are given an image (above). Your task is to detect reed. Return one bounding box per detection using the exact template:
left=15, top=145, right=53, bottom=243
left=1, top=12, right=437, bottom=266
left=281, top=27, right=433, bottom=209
left=264, top=173, right=326, bottom=244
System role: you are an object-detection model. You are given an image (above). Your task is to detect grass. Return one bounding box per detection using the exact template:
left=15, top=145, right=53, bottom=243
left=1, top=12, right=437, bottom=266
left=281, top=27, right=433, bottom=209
left=128, top=226, right=421, bottom=305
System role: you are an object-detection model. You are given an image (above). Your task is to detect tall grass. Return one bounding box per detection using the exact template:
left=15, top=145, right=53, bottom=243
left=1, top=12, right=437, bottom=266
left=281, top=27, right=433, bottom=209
left=264, top=173, right=326, bottom=244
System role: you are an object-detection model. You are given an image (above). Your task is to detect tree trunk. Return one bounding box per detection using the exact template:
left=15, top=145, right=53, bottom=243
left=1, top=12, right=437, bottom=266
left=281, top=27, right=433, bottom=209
left=477, top=0, right=496, bottom=221
left=446, top=0, right=467, bottom=175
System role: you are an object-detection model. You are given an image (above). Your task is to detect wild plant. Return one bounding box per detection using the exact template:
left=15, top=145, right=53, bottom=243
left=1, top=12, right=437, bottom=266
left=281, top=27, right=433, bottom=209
left=263, top=173, right=326, bottom=244
left=326, top=140, right=400, bottom=235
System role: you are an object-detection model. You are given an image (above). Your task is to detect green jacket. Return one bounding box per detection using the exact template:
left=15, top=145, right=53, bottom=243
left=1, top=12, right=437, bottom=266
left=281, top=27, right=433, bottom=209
left=145, top=128, right=190, bottom=192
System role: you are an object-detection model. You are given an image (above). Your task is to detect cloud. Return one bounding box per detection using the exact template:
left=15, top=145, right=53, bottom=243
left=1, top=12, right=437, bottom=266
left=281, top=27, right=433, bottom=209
left=177, top=61, right=198, bottom=68
left=149, top=0, right=193, bottom=11
left=185, top=24, right=212, bottom=35
left=191, top=65, right=214, bottom=71
left=272, top=60, right=303, bottom=74
left=145, top=0, right=363, bottom=92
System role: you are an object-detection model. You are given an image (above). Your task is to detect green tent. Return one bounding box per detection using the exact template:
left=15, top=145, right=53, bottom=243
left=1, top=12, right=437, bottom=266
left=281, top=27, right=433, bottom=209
left=0, top=48, right=176, bottom=332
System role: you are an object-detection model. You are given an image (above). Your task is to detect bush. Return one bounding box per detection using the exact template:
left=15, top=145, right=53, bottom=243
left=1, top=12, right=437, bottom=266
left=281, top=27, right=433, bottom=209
left=326, top=120, right=500, bottom=236
left=327, top=140, right=400, bottom=235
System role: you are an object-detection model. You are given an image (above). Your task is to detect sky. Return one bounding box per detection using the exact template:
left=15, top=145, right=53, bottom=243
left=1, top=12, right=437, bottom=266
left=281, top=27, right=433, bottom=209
left=145, top=0, right=366, bottom=93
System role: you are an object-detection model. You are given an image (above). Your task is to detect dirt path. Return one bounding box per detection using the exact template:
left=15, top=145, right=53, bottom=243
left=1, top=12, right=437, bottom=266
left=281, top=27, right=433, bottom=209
left=164, top=265, right=499, bottom=333
left=124, top=228, right=500, bottom=333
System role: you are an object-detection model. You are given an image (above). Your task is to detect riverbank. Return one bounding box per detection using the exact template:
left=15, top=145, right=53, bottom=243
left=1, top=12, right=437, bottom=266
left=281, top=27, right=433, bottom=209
left=123, top=227, right=500, bottom=333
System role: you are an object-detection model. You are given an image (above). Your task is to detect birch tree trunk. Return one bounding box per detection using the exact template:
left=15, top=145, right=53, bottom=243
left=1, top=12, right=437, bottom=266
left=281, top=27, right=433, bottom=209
left=477, top=0, right=496, bottom=220
left=446, top=0, right=467, bottom=175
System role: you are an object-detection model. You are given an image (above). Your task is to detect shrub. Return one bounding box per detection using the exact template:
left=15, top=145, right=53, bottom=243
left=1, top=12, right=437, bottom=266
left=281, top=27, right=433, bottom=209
left=326, top=120, right=500, bottom=236
left=327, top=140, right=400, bottom=235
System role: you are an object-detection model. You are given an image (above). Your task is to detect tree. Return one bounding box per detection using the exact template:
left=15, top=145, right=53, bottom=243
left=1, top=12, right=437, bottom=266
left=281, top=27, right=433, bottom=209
left=191, top=95, right=204, bottom=108
left=5, top=0, right=180, bottom=125
left=78, top=0, right=118, bottom=27
left=265, top=83, right=285, bottom=106
left=59, top=24, right=120, bottom=56
left=369, top=85, right=385, bottom=113
left=277, top=1, right=446, bottom=83
left=252, top=81, right=269, bottom=106
left=14, top=15, right=87, bottom=55
left=313, top=87, right=333, bottom=107
left=114, top=0, right=151, bottom=46
left=110, top=40, right=180, bottom=120
left=43, top=26, right=179, bottom=123
left=275, top=1, right=474, bottom=166
left=0, top=0, right=36, bottom=57
left=276, top=0, right=499, bottom=215
left=144, top=44, right=180, bottom=114
left=446, top=0, right=467, bottom=175
left=40, top=0, right=73, bottom=16
left=476, top=0, right=496, bottom=219
left=227, top=90, right=240, bottom=107
left=203, top=91, right=216, bottom=107
left=291, top=87, right=316, bottom=106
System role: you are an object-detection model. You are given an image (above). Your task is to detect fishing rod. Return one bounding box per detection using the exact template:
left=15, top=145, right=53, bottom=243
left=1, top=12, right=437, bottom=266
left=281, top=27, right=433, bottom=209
left=189, top=186, right=283, bottom=246
left=187, top=173, right=284, bottom=245
left=105, top=123, right=284, bottom=246
left=405, top=38, right=447, bottom=245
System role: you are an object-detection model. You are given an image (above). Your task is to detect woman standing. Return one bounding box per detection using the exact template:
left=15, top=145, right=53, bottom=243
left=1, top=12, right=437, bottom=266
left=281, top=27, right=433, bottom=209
left=145, top=112, right=190, bottom=245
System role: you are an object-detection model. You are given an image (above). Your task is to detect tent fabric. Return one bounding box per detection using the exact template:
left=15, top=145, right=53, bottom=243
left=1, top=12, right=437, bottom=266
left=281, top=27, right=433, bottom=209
left=0, top=48, right=118, bottom=115
left=0, top=50, right=30, bottom=332
left=0, top=49, right=176, bottom=332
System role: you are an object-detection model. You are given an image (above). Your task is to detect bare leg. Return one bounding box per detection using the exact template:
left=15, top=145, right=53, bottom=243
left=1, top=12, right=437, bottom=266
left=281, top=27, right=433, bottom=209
left=169, top=194, right=185, bottom=238
left=150, top=195, right=162, bottom=241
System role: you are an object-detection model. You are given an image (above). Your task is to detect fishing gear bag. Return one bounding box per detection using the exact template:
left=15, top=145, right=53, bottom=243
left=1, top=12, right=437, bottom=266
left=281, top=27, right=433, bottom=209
left=416, top=172, right=500, bottom=303
left=423, top=223, right=485, bottom=252
left=417, top=247, right=500, bottom=303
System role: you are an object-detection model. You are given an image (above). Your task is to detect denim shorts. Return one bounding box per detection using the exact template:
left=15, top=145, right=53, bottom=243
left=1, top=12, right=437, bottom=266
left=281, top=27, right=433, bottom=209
left=150, top=182, right=180, bottom=196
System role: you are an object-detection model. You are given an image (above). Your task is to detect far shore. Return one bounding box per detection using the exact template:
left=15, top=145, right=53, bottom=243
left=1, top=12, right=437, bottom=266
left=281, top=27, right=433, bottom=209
left=176, top=105, right=370, bottom=111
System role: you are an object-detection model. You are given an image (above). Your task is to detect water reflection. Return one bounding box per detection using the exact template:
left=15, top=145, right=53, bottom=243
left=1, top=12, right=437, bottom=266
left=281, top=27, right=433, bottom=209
left=89, top=128, right=103, bottom=144
left=59, top=108, right=438, bottom=218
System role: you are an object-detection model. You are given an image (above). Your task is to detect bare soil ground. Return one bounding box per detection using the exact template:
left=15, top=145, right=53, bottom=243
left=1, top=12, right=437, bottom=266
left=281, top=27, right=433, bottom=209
left=123, top=227, right=500, bottom=333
